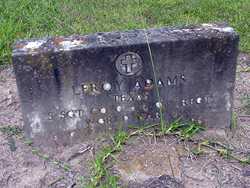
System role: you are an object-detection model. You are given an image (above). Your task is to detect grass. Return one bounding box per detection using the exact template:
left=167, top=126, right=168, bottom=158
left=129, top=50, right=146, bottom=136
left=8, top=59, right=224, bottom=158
left=241, top=95, right=250, bottom=114
left=1, top=0, right=250, bottom=64
left=0, top=125, right=22, bottom=136
left=86, top=130, right=129, bottom=188
left=194, top=140, right=250, bottom=165
left=231, top=112, right=238, bottom=129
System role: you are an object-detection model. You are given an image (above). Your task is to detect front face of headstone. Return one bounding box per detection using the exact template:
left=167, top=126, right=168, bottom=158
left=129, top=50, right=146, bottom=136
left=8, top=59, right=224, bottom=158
left=13, top=24, right=239, bottom=145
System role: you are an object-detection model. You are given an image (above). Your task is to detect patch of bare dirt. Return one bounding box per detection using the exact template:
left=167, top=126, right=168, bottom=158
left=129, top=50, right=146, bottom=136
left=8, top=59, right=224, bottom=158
left=114, top=135, right=250, bottom=188
left=0, top=67, right=21, bottom=127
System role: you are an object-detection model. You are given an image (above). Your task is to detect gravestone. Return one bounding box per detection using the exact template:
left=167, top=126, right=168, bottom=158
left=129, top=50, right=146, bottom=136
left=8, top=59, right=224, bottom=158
left=13, top=23, right=239, bottom=145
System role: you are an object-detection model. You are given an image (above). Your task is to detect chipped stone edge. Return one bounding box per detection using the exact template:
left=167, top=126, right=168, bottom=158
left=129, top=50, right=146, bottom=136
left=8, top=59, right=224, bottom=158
left=12, top=23, right=238, bottom=56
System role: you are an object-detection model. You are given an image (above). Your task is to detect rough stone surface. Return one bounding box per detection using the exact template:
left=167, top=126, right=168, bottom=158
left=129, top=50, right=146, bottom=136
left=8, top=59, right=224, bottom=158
left=12, top=23, right=239, bottom=145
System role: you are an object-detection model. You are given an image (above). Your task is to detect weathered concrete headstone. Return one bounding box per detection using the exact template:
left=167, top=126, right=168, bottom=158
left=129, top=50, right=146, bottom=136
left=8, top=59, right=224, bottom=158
left=13, top=23, right=239, bottom=145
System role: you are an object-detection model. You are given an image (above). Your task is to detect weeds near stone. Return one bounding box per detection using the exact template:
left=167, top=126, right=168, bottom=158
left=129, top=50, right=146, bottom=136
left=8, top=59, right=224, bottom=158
left=23, top=139, right=33, bottom=146
left=86, top=147, right=119, bottom=188
left=144, top=28, right=166, bottom=133
left=62, top=163, right=71, bottom=171
left=86, top=117, right=250, bottom=187
left=36, top=152, right=72, bottom=172
left=0, top=125, right=22, bottom=136
left=241, top=95, right=250, bottom=114
left=85, top=120, right=204, bottom=187
left=85, top=130, right=130, bottom=188
left=193, top=140, right=250, bottom=165
left=162, top=119, right=205, bottom=139
left=48, top=177, right=65, bottom=187
left=231, top=112, right=238, bottom=129
left=241, top=67, right=250, bottom=72
left=129, top=119, right=205, bottom=140
left=0, top=75, right=7, bottom=82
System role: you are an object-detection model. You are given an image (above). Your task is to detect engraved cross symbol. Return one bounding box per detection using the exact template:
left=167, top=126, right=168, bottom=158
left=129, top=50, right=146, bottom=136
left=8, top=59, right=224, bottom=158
left=121, top=55, right=138, bottom=73
left=116, top=52, right=143, bottom=76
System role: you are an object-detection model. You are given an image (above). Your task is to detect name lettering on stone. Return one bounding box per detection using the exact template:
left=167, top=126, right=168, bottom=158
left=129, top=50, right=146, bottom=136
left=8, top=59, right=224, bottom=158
left=72, top=74, right=186, bottom=96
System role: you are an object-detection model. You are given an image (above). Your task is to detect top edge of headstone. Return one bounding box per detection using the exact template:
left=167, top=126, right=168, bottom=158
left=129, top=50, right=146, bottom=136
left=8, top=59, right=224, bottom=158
left=12, top=23, right=238, bottom=56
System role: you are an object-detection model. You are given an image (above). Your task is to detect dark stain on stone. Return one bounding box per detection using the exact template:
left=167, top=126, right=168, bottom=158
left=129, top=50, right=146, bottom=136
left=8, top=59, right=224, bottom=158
left=53, top=65, right=61, bottom=94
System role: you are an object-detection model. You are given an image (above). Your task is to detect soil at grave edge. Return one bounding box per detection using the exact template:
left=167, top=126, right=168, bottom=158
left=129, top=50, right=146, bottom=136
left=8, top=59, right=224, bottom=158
left=0, top=53, right=249, bottom=188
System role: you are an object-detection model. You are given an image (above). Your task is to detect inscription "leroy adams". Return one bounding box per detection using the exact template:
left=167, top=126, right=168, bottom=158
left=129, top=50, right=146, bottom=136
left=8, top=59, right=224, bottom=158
left=72, top=74, right=186, bottom=96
